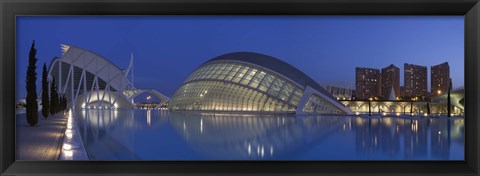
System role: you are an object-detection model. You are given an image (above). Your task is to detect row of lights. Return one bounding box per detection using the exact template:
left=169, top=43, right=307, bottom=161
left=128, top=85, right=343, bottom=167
left=357, top=96, right=429, bottom=101
left=139, top=107, right=168, bottom=110
left=81, top=106, right=118, bottom=110
left=61, top=109, right=82, bottom=160
left=81, top=103, right=119, bottom=109
left=355, top=112, right=430, bottom=117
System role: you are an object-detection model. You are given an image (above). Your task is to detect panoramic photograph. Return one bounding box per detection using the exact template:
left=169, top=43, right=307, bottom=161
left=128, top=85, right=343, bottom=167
left=15, top=16, right=464, bottom=160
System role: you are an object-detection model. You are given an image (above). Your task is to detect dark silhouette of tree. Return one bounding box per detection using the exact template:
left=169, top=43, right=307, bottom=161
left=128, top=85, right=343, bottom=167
left=63, top=95, right=66, bottom=111
left=41, top=62, right=50, bottom=119
left=368, top=99, right=371, bottom=116
left=26, top=40, right=38, bottom=126
left=410, top=101, right=413, bottom=117
left=59, top=94, right=67, bottom=111
left=64, top=95, right=68, bottom=110
left=59, top=94, right=65, bottom=111
left=50, top=77, right=59, bottom=115
left=58, top=93, right=63, bottom=111
left=447, top=79, right=452, bottom=117
left=426, top=102, right=431, bottom=115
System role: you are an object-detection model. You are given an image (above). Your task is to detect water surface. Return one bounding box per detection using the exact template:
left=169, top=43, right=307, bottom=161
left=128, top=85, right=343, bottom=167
left=75, top=109, right=464, bottom=160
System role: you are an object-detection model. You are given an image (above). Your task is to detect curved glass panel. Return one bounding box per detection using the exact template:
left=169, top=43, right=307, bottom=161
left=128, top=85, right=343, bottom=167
left=171, top=80, right=296, bottom=112
left=174, top=61, right=305, bottom=113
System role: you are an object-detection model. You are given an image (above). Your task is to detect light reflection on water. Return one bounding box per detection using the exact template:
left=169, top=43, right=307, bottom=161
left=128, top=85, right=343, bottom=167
left=74, top=109, right=464, bottom=160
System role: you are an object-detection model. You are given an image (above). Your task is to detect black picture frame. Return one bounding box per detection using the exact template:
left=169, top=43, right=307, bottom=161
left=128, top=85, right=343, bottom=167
left=1, top=0, right=479, bottom=175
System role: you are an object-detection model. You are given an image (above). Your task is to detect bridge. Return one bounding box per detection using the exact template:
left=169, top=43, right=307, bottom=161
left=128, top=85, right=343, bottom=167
left=123, top=89, right=170, bottom=108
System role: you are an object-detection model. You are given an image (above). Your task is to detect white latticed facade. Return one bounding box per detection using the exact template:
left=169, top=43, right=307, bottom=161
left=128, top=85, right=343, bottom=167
left=170, top=52, right=352, bottom=115
left=48, top=45, right=169, bottom=109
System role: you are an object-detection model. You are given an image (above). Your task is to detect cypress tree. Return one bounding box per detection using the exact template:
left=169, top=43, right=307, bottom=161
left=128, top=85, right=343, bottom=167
left=26, top=40, right=38, bottom=126
left=60, top=94, right=66, bottom=111
left=58, top=94, right=62, bottom=112
left=62, top=95, right=65, bottom=111
left=59, top=94, right=63, bottom=111
left=64, top=95, right=68, bottom=110
left=50, top=77, right=59, bottom=115
left=41, top=62, right=50, bottom=119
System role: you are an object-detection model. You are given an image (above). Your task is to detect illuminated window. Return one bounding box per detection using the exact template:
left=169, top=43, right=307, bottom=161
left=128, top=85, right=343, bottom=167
left=258, top=74, right=274, bottom=92
left=267, top=78, right=284, bottom=97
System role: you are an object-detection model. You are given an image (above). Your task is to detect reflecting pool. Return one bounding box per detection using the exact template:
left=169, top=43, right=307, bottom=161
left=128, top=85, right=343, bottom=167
left=74, top=109, right=464, bottom=160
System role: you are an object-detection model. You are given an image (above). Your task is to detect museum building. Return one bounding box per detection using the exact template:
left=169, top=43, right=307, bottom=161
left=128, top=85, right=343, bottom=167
left=48, top=45, right=169, bottom=109
left=170, top=52, right=352, bottom=115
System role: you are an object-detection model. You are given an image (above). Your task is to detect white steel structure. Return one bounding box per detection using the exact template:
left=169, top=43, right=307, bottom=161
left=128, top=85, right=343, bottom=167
left=48, top=45, right=169, bottom=109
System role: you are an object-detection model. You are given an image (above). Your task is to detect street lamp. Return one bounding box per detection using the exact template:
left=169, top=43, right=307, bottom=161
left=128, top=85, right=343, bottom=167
left=368, top=98, right=372, bottom=116
left=146, top=96, right=152, bottom=109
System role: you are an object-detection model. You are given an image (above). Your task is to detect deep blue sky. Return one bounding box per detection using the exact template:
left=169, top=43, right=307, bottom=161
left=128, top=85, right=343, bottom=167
left=16, top=16, right=464, bottom=100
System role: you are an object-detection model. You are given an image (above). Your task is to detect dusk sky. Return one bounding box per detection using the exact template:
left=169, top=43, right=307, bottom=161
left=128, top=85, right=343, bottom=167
left=16, top=16, right=464, bottom=100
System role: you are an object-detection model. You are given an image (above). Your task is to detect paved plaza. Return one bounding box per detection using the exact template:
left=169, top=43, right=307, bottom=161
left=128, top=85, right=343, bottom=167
left=16, top=111, right=67, bottom=160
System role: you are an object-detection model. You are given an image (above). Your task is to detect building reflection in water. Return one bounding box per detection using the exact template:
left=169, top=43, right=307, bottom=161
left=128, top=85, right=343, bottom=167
left=169, top=112, right=348, bottom=159
left=74, top=109, right=464, bottom=160
left=147, top=110, right=151, bottom=126
left=75, top=109, right=169, bottom=160
left=354, top=117, right=402, bottom=157
left=353, top=117, right=462, bottom=160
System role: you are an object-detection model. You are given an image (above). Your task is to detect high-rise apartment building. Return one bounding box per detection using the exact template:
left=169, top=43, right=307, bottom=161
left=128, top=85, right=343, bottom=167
left=404, top=63, right=427, bottom=98
left=431, top=62, right=450, bottom=97
left=381, top=64, right=400, bottom=99
left=355, top=67, right=381, bottom=100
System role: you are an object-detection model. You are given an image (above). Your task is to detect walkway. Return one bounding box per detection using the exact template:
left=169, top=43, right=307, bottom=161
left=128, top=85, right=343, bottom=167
left=16, top=111, right=67, bottom=160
